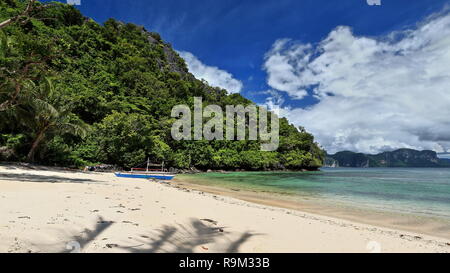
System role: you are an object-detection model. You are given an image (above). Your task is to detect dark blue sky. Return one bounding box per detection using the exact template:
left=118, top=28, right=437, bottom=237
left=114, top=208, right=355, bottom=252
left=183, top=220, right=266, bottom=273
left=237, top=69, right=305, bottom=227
left=49, top=0, right=448, bottom=107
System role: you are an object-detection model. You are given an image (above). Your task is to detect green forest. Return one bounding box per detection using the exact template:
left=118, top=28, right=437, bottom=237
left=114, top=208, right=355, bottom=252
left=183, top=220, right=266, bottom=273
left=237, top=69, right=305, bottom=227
left=0, top=0, right=325, bottom=171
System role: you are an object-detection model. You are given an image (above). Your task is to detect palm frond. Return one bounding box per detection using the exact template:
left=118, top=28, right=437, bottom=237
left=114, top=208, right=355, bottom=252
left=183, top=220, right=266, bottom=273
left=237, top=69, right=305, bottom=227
left=54, top=117, right=89, bottom=138
left=39, top=77, right=54, bottom=99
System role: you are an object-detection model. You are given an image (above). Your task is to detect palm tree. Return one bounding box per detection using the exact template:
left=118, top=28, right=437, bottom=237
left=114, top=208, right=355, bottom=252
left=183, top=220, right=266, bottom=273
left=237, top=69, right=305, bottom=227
left=14, top=78, right=89, bottom=162
left=0, top=27, right=53, bottom=112
left=0, top=32, right=35, bottom=112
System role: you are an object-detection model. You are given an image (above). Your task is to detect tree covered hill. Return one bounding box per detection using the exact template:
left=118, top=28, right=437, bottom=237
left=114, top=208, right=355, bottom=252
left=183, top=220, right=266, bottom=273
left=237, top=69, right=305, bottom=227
left=0, top=0, right=324, bottom=170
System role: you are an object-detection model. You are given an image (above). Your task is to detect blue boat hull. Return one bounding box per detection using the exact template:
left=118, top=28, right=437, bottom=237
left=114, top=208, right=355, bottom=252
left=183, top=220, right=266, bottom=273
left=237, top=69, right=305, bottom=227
left=115, top=172, right=175, bottom=181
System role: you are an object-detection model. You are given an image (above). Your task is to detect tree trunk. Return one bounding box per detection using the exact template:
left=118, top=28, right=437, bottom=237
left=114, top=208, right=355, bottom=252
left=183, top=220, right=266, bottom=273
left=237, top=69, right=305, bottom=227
left=0, top=19, right=13, bottom=29
left=0, top=100, right=11, bottom=112
left=27, top=128, right=46, bottom=163
left=0, top=81, right=22, bottom=112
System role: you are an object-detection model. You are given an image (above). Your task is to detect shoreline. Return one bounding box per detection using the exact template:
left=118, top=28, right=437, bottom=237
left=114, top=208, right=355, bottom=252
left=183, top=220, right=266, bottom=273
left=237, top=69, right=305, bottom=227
left=0, top=164, right=449, bottom=253
left=175, top=175, right=450, bottom=241
left=176, top=174, right=450, bottom=240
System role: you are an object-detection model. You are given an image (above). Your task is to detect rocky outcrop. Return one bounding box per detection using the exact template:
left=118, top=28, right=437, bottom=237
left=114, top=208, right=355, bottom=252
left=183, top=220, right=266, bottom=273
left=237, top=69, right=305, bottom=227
left=0, top=146, right=16, bottom=161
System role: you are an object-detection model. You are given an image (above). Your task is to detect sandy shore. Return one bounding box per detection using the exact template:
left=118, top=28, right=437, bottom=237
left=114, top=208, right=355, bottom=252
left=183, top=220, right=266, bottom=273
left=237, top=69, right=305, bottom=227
left=0, top=165, right=449, bottom=253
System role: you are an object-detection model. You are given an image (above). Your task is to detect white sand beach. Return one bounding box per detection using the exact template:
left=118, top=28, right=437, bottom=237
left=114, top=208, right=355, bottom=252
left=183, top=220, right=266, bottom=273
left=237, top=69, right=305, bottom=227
left=0, top=164, right=449, bottom=253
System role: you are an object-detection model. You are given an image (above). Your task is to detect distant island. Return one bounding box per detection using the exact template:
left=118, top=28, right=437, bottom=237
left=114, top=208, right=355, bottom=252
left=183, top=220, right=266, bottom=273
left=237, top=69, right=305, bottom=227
left=325, top=149, right=450, bottom=168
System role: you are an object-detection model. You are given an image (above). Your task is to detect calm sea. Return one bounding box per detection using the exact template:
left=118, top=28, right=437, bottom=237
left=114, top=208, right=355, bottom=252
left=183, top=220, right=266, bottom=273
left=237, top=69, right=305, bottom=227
left=180, top=168, right=450, bottom=221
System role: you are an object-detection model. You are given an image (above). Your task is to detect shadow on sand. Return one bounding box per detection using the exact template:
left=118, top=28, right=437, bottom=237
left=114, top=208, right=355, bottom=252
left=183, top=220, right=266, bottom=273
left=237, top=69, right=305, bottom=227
left=121, top=219, right=258, bottom=253
left=0, top=173, right=95, bottom=184
left=62, top=217, right=259, bottom=253
left=0, top=163, right=84, bottom=173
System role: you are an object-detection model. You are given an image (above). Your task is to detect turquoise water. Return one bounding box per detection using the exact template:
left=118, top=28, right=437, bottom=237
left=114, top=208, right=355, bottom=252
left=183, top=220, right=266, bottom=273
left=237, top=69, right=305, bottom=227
left=182, top=168, right=450, bottom=220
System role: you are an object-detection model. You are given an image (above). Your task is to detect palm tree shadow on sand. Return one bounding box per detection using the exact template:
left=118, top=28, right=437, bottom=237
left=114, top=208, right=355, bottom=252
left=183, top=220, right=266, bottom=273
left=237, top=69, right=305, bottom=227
left=121, top=219, right=259, bottom=253
left=61, top=216, right=114, bottom=253
left=62, top=217, right=260, bottom=253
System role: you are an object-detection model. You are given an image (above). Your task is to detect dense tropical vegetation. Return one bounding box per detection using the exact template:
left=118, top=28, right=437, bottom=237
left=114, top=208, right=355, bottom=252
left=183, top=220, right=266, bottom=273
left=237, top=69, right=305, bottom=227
left=0, top=0, right=324, bottom=170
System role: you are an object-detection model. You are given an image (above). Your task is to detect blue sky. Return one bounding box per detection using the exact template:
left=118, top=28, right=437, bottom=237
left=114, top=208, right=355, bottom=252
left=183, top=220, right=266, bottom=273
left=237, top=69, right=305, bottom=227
left=55, top=0, right=445, bottom=103
left=51, top=0, right=450, bottom=153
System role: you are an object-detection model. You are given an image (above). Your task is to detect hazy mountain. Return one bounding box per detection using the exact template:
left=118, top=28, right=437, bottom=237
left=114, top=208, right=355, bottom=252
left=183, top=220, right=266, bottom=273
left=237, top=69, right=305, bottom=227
left=326, top=149, right=450, bottom=168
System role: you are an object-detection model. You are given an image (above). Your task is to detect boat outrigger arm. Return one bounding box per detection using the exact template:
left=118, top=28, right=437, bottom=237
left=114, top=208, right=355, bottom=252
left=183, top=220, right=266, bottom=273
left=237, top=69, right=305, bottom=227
left=114, top=158, right=176, bottom=181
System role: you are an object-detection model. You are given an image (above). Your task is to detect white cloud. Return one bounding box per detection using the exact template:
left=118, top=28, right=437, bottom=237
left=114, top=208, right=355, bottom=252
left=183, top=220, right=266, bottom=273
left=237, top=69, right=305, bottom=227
left=263, top=90, right=285, bottom=108
left=264, top=10, right=450, bottom=154
left=178, top=51, right=243, bottom=94
left=263, top=39, right=312, bottom=99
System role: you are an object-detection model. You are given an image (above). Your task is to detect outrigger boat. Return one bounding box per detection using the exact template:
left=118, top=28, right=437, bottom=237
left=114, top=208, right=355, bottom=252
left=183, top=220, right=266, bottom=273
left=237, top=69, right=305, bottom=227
left=114, top=159, right=176, bottom=181
left=114, top=172, right=175, bottom=180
